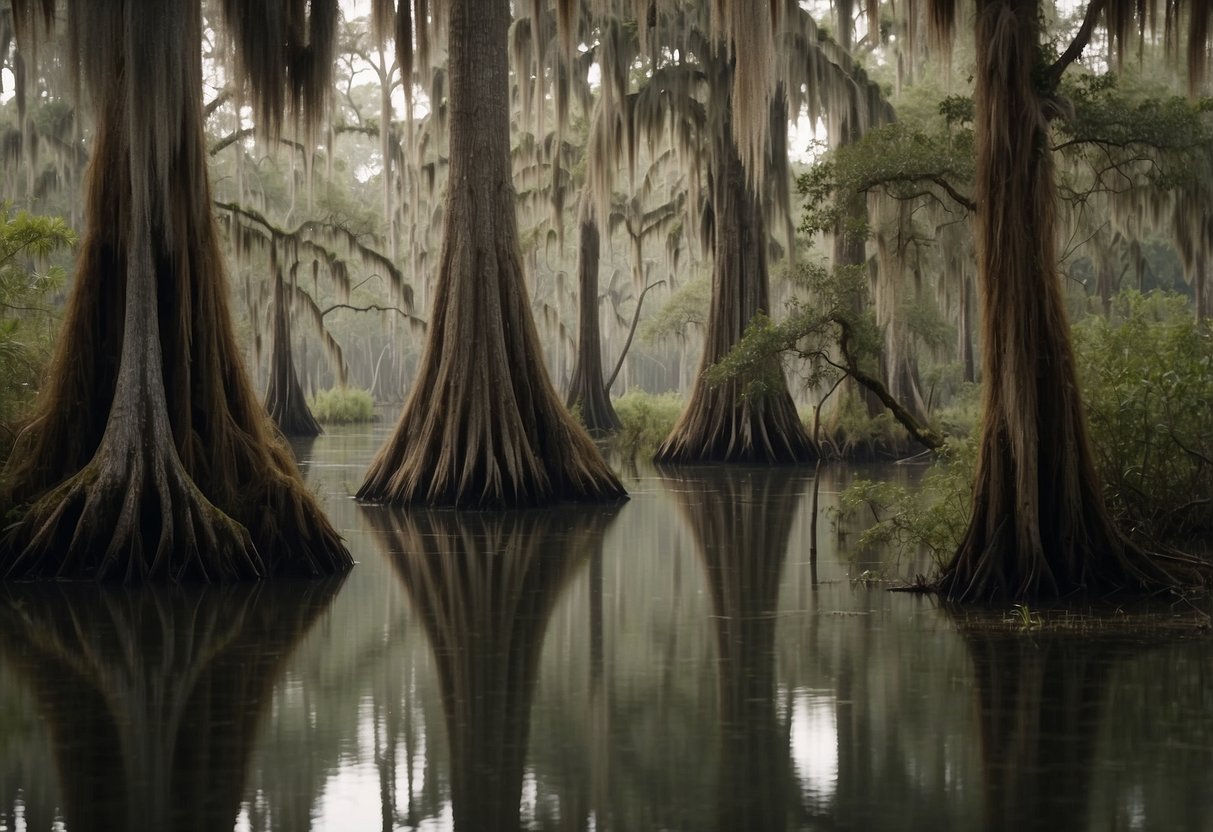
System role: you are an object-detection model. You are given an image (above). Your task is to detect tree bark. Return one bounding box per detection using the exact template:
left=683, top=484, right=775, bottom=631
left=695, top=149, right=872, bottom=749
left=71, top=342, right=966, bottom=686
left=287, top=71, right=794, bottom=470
left=264, top=263, right=322, bottom=437
left=565, top=198, right=621, bottom=435
left=654, top=98, right=814, bottom=464
left=938, top=0, right=1181, bottom=601
left=0, top=0, right=350, bottom=580
left=359, top=0, right=624, bottom=506
left=958, top=270, right=977, bottom=383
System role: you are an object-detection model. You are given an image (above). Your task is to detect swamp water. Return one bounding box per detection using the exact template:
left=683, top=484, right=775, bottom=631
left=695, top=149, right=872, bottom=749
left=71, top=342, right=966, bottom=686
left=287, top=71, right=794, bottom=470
left=0, top=425, right=1211, bottom=831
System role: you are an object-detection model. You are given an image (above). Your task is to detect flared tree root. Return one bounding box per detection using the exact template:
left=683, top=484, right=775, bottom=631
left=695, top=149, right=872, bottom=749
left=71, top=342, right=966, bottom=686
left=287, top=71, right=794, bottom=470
left=654, top=379, right=815, bottom=464
left=938, top=516, right=1208, bottom=604
left=3, top=441, right=262, bottom=582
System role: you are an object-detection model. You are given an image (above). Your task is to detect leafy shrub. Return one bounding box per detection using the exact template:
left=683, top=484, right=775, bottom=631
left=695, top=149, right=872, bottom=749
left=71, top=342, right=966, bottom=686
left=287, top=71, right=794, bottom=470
left=309, top=386, right=375, bottom=424
left=1074, top=291, right=1213, bottom=541
left=839, top=291, right=1213, bottom=567
left=819, top=392, right=908, bottom=459
left=836, top=436, right=977, bottom=569
left=0, top=205, right=74, bottom=424
left=610, top=391, right=684, bottom=458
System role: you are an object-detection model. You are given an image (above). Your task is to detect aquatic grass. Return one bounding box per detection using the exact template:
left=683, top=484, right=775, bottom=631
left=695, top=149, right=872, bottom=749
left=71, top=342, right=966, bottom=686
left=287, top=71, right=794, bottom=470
left=610, top=391, right=684, bottom=459
left=309, top=387, right=375, bottom=424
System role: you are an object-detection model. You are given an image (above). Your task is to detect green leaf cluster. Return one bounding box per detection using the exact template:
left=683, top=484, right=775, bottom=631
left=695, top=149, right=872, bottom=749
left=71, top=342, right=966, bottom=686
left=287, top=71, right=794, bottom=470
left=609, top=391, right=684, bottom=458
left=835, top=436, right=978, bottom=570
left=0, top=204, right=75, bottom=424
left=797, top=115, right=975, bottom=243
left=1074, top=290, right=1213, bottom=541
left=308, top=386, right=375, bottom=424
left=705, top=261, right=882, bottom=401
left=839, top=291, right=1213, bottom=572
left=1056, top=73, right=1213, bottom=190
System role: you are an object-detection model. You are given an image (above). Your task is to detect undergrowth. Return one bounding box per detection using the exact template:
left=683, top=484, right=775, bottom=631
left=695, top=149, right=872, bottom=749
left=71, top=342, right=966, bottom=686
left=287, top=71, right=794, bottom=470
left=309, top=387, right=375, bottom=424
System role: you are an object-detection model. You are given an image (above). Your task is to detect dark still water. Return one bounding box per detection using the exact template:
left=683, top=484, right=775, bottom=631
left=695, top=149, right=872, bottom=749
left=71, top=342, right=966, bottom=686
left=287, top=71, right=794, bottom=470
left=2, top=426, right=1213, bottom=831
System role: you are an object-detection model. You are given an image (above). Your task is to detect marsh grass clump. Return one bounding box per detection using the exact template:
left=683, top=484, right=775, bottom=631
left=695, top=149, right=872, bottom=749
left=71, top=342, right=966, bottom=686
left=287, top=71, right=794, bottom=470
left=310, top=387, right=375, bottom=424
left=610, top=392, right=685, bottom=459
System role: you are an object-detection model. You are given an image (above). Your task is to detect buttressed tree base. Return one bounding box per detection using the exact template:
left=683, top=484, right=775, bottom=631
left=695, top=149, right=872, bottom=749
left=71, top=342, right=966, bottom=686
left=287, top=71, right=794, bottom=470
left=358, top=0, right=625, bottom=507
left=1, top=0, right=352, bottom=581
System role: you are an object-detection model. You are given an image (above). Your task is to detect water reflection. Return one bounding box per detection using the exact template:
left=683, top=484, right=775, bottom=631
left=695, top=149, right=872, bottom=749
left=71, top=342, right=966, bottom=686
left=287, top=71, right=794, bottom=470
left=660, top=466, right=810, bottom=831
left=362, top=504, right=620, bottom=831
left=0, top=578, right=343, bottom=831
left=962, top=630, right=1127, bottom=832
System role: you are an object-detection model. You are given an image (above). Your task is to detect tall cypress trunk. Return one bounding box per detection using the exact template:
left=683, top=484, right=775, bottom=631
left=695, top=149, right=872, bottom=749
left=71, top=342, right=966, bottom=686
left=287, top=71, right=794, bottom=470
left=938, top=0, right=1174, bottom=601
left=565, top=197, right=622, bottom=435
left=264, top=263, right=322, bottom=437
left=1, top=0, right=350, bottom=580
left=655, top=92, right=814, bottom=464
left=359, top=0, right=623, bottom=506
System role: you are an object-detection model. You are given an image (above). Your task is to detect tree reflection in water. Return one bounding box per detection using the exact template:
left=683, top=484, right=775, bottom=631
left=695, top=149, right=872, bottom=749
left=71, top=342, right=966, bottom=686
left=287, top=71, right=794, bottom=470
left=962, top=630, right=1131, bottom=832
left=362, top=504, right=620, bottom=831
left=0, top=578, right=344, bottom=831
left=660, top=465, right=811, bottom=831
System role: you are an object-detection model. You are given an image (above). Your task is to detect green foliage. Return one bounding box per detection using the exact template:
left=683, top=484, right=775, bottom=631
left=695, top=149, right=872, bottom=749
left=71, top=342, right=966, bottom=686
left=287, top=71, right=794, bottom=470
left=708, top=261, right=881, bottom=402
left=836, top=436, right=977, bottom=567
left=798, top=119, right=975, bottom=242
left=930, top=381, right=982, bottom=437
left=821, top=393, right=905, bottom=456
left=610, top=391, right=684, bottom=458
left=902, top=290, right=955, bottom=353
left=0, top=204, right=75, bottom=423
left=641, top=276, right=710, bottom=345
left=1074, top=291, right=1213, bottom=541
left=1056, top=73, right=1213, bottom=190
left=309, top=386, right=375, bottom=424
left=840, top=291, right=1213, bottom=570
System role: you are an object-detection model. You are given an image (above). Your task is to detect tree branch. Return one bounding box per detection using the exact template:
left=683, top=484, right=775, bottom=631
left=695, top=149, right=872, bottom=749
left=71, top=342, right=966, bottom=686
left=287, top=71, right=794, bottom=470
left=605, top=280, right=665, bottom=390
left=203, top=89, right=233, bottom=119
left=928, top=175, right=977, bottom=212
left=209, top=127, right=255, bottom=156
left=320, top=302, right=425, bottom=329
left=1046, top=0, right=1107, bottom=89
left=833, top=317, right=946, bottom=451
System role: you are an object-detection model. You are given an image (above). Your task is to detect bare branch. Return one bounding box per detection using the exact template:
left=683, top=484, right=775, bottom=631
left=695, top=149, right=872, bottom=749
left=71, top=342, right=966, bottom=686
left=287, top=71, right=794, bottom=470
left=605, top=281, right=666, bottom=390
left=204, top=89, right=233, bottom=119
left=1046, top=0, right=1108, bottom=89
left=928, top=175, right=977, bottom=212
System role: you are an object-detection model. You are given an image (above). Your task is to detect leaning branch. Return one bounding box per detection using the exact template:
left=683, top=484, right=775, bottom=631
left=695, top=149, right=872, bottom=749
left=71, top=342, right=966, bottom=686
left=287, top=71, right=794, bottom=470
left=203, top=89, right=233, bottom=119
left=1046, top=0, right=1107, bottom=89
left=928, top=176, right=977, bottom=212
left=832, top=317, right=946, bottom=451
left=605, top=280, right=665, bottom=390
